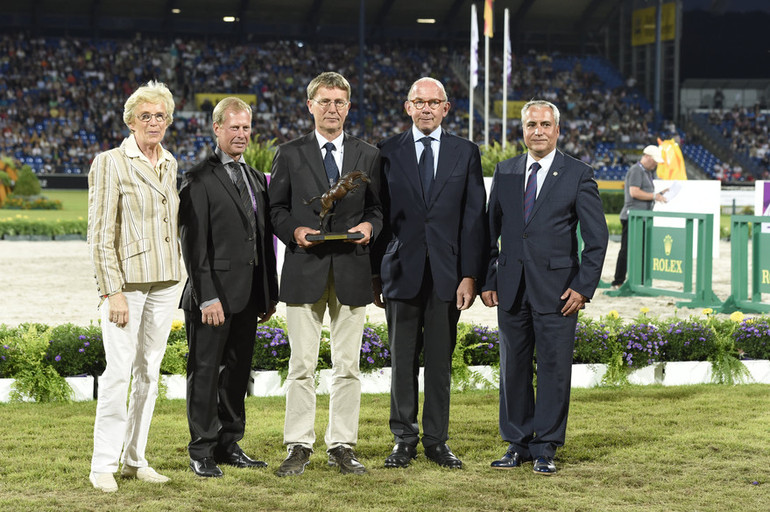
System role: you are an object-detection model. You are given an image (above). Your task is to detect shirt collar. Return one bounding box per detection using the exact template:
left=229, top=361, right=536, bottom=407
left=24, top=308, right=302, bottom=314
left=216, top=146, right=240, bottom=167
left=412, top=125, right=442, bottom=143
left=316, top=131, right=344, bottom=152
left=124, top=133, right=170, bottom=167
left=526, top=148, right=557, bottom=173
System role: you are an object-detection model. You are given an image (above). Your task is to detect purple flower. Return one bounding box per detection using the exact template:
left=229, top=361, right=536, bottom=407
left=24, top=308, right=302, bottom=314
left=367, top=356, right=374, bottom=364
left=55, top=354, right=61, bottom=362
left=83, top=341, right=90, bottom=347
left=78, top=348, right=85, bottom=353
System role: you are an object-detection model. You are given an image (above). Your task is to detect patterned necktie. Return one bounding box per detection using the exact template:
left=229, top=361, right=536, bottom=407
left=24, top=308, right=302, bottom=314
left=323, top=142, right=340, bottom=186
left=229, top=162, right=258, bottom=236
left=523, top=161, right=540, bottom=222
left=418, top=136, right=434, bottom=202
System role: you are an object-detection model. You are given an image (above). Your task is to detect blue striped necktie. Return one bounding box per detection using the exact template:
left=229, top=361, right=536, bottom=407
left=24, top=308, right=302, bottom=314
left=523, top=162, right=540, bottom=222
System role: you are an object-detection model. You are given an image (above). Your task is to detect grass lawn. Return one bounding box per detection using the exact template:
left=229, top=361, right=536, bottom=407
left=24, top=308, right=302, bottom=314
left=0, top=190, right=88, bottom=222
left=0, top=386, right=768, bottom=511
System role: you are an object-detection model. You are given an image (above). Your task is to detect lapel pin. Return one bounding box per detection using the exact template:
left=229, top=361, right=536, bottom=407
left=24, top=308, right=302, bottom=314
left=552, top=171, right=558, bottom=176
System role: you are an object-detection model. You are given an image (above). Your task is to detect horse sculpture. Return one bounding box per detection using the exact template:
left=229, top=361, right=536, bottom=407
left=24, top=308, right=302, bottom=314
left=305, top=170, right=370, bottom=231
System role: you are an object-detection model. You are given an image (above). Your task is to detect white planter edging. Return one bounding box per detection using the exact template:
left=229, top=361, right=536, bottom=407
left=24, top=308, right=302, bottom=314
left=161, top=374, right=187, bottom=399
left=662, top=361, right=713, bottom=386
left=249, top=370, right=289, bottom=397
left=0, top=378, right=14, bottom=401
left=742, top=360, right=770, bottom=384
left=571, top=364, right=608, bottom=388
left=628, top=363, right=664, bottom=385
left=65, top=376, right=95, bottom=401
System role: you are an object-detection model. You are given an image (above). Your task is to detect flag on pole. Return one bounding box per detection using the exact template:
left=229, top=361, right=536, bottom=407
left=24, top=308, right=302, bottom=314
left=484, top=0, right=494, bottom=38
left=504, top=8, right=511, bottom=83
left=470, top=4, right=479, bottom=89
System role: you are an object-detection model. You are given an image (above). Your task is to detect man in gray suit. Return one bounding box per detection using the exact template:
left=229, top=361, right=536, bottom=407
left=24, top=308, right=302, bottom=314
left=269, top=71, right=382, bottom=477
left=482, top=100, right=608, bottom=475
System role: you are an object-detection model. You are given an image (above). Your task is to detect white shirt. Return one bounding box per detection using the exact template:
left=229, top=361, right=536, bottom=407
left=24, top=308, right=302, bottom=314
left=316, top=130, right=344, bottom=171
left=525, top=149, right=557, bottom=199
left=412, top=125, right=441, bottom=177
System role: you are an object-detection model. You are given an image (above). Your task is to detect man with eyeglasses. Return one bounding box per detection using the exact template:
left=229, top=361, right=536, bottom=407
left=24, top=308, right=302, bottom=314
left=269, top=71, right=382, bottom=477
left=372, top=77, right=486, bottom=469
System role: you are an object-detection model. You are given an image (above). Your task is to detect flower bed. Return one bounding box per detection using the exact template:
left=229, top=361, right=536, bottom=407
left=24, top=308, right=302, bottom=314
left=1, top=309, right=769, bottom=402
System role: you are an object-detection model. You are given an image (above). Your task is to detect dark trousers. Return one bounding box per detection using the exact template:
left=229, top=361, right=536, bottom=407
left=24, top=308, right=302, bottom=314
left=612, top=218, right=629, bottom=286
left=185, top=291, right=259, bottom=460
left=497, top=279, right=577, bottom=459
left=386, top=260, right=460, bottom=448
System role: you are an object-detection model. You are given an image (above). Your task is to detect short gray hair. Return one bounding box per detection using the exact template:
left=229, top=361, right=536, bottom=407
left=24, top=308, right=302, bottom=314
left=407, top=77, right=447, bottom=101
left=521, top=99, right=560, bottom=125
left=123, top=80, right=175, bottom=128
left=212, top=97, right=252, bottom=126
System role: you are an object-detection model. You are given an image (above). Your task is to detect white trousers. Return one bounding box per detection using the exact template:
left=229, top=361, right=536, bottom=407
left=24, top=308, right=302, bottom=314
left=90, top=281, right=178, bottom=473
left=283, top=276, right=365, bottom=452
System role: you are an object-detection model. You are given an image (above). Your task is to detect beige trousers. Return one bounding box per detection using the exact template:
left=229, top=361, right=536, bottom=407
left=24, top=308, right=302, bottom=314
left=283, top=275, right=365, bottom=452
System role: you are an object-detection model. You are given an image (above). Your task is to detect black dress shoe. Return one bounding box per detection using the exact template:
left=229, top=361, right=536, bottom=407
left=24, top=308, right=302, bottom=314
left=190, top=457, right=224, bottom=478
left=490, top=450, right=530, bottom=469
left=424, top=443, right=463, bottom=469
left=217, top=450, right=268, bottom=468
left=384, top=442, right=417, bottom=468
left=327, top=446, right=366, bottom=475
left=532, top=456, right=557, bottom=475
left=276, top=445, right=313, bottom=477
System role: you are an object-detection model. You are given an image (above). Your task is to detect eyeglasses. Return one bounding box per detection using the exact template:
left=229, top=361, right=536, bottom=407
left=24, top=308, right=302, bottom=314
left=312, top=98, right=349, bottom=110
left=409, top=99, right=445, bottom=110
left=136, top=113, right=168, bottom=123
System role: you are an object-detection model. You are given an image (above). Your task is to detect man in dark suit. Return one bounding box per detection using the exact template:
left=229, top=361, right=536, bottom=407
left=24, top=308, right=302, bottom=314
left=268, top=72, right=382, bottom=477
left=179, top=97, right=278, bottom=478
left=481, top=100, right=608, bottom=475
left=373, top=77, right=487, bottom=469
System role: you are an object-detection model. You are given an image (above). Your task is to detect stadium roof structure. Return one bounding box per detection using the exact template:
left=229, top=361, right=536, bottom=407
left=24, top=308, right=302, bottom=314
left=3, top=0, right=621, bottom=49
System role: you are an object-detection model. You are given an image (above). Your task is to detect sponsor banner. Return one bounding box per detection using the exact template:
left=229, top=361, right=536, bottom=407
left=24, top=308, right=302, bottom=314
left=650, top=227, right=686, bottom=283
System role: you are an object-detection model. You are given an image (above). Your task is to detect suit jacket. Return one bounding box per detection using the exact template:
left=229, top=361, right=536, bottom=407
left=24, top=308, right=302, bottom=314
left=178, top=153, right=278, bottom=315
left=483, top=149, right=608, bottom=313
left=87, top=135, right=182, bottom=296
left=268, top=131, right=382, bottom=306
left=373, top=129, right=487, bottom=302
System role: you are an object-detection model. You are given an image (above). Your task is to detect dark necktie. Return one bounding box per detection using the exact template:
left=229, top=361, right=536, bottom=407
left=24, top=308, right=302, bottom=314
left=523, top=161, right=540, bottom=222
left=229, top=162, right=258, bottom=239
left=323, top=142, right=340, bottom=186
left=418, top=136, right=434, bottom=202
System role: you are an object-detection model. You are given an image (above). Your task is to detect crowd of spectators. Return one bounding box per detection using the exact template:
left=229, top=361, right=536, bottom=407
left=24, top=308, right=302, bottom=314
left=0, top=32, right=689, bottom=176
left=707, top=105, right=770, bottom=181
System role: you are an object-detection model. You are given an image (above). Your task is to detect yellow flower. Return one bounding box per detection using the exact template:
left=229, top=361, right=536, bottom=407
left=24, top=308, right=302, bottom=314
left=608, top=310, right=619, bottom=319
left=702, top=308, right=713, bottom=316
left=730, top=311, right=745, bottom=323
left=640, top=307, right=650, bottom=314
left=171, top=319, right=184, bottom=332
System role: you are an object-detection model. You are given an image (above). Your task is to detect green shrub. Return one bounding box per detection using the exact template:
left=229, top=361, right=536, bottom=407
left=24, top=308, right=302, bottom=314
left=12, top=164, right=42, bottom=196
left=44, top=324, right=105, bottom=377
left=733, top=317, right=770, bottom=359
left=0, top=170, right=11, bottom=187
left=600, top=191, right=624, bottom=214
left=0, top=218, right=87, bottom=236
left=1, top=195, right=63, bottom=210
left=5, top=324, right=72, bottom=402
left=661, top=320, right=718, bottom=361
left=573, top=316, right=614, bottom=364
left=479, top=141, right=525, bottom=177
left=458, top=324, right=500, bottom=366
left=242, top=135, right=278, bottom=173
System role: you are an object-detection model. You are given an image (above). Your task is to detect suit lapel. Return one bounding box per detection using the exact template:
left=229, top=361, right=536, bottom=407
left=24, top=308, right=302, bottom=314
left=244, top=166, right=266, bottom=237
left=341, top=134, right=362, bottom=176
left=299, top=132, right=333, bottom=193
left=212, top=159, right=250, bottom=222
left=428, top=130, right=458, bottom=207
left=527, top=150, right=565, bottom=224
left=391, top=131, right=425, bottom=206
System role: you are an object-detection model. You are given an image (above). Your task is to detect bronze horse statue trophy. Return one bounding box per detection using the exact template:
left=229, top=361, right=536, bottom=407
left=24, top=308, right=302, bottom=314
left=305, top=170, right=370, bottom=232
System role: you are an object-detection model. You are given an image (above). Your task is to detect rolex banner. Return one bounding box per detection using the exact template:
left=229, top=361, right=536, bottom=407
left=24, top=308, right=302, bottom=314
left=650, top=227, right=686, bottom=283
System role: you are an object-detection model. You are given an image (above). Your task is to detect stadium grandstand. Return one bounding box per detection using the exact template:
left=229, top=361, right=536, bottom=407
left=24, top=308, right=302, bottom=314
left=0, top=0, right=768, bottom=183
